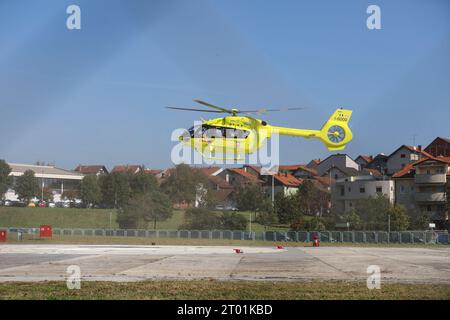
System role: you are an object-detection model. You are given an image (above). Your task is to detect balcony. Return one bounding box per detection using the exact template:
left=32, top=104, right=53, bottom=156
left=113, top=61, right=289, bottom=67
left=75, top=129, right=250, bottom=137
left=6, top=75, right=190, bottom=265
left=415, top=192, right=446, bottom=203
left=414, top=174, right=447, bottom=184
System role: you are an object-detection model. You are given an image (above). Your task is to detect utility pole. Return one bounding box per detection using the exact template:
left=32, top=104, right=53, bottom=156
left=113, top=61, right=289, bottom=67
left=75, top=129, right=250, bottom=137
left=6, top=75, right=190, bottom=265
left=271, top=175, right=275, bottom=204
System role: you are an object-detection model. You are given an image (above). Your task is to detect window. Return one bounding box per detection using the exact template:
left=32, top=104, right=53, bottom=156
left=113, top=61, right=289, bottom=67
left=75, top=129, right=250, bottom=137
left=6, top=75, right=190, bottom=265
left=360, top=187, right=365, bottom=193
left=348, top=187, right=351, bottom=192
left=376, top=187, right=382, bottom=193
left=401, top=164, right=405, bottom=168
left=334, top=174, right=338, bottom=179
left=340, top=187, right=344, bottom=196
left=427, top=205, right=432, bottom=212
left=349, top=202, right=353, bottom=207
left=400, top=154, right=406, bottom=158
left=400, top=185, right=405, bottom=193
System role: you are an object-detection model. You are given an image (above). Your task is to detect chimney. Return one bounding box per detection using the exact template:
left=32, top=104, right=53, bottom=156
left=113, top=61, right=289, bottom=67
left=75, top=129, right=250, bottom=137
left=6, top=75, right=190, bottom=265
left=225, top=174, right=229, bottom=183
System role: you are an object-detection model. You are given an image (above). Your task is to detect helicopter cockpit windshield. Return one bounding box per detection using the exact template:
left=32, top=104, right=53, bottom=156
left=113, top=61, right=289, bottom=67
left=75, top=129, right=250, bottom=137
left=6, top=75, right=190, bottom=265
left=187, top=125, right=250, bottom=139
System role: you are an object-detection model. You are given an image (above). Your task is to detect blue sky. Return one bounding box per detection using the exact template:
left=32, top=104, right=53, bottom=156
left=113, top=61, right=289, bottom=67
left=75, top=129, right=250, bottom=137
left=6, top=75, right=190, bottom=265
left=0, top=0, right=449, bottom=170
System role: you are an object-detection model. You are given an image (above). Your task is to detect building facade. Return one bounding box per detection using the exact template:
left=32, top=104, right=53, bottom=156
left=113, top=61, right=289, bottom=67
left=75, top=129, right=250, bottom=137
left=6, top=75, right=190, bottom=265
left=331, top=175, right=395, bottom=213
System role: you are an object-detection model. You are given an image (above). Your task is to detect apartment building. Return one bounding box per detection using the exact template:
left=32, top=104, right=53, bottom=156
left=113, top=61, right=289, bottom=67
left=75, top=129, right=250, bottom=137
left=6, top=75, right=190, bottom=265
left=393, top=156, right=450, bottom=223
left=331, top=175, right=395, bottom=213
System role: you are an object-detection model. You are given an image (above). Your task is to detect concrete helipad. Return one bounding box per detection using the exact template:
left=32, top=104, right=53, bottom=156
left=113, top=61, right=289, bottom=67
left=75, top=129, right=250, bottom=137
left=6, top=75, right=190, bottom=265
left=0, top=245, right=449, bottom=283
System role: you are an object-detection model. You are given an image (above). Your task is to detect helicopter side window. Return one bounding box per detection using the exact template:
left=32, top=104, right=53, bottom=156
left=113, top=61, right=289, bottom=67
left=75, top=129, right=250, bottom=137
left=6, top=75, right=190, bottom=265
left=233, top=129, right=250, bottom=139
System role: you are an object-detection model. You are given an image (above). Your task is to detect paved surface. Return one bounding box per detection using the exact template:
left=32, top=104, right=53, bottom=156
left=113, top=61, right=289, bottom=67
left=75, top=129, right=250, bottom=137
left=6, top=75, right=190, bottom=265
left=0, top=245, right=449, bottom=283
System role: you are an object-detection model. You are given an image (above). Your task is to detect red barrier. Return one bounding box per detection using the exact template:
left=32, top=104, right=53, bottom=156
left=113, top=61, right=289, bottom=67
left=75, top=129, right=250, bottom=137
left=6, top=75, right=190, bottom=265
left=0, top=230, right=6, bottom=242
left=40, top=225, right=52, bottom=238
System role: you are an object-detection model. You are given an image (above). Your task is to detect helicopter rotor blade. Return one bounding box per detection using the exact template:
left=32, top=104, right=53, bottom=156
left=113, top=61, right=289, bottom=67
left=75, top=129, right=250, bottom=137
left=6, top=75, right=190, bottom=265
left=240, top=107, right=308, bottom=114
left=166, top=106, right=223, bottom=113
left=193, top=99, right=233, bottom=114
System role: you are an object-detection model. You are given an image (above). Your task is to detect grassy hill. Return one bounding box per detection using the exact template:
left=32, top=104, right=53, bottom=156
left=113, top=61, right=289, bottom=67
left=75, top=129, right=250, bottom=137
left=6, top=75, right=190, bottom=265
left=0, top=207, right=289, bottom=231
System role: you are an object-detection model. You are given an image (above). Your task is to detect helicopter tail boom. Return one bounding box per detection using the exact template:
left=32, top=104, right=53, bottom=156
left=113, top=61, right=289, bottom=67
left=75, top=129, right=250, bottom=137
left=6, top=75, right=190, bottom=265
left=270, top=108, right=353, bottom=150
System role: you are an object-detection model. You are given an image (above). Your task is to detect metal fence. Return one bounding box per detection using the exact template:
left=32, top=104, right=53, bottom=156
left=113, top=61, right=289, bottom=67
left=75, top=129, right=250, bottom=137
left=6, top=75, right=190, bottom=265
left=2, top=227, right=450, bottom=244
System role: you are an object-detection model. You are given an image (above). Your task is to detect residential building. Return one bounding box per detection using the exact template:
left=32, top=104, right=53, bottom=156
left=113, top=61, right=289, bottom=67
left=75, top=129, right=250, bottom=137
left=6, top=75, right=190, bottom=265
left=306, top=159, right=321, bottom=170
left=5, top=163, right=84, bottom=202
left=74, top=165, right=108, bottom=176
left=355, top=155, right=372, bottom=170
left=264, top=172, right=303, bottom=198
left=385, top=145, right=431, bottom=175
left=316, top=154, right=359, bottom=177
left=425, top=137, right=450, bottom=157
left=216, top=168, right=264, bottom=188
left=393, top=156, right=450, bottom=224
left=111, top=165, right=143, bottom=174
left=367, top=153, right=388, bottom=175
left=278, top=164, right=317, bottom=179
left=331, top=175, right=394, bottom=213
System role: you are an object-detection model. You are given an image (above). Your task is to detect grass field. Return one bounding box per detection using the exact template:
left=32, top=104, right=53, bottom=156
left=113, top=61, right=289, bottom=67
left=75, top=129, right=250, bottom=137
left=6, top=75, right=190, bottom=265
left=1, top=280, right=449, bottom=300
left=0, top=207, right=289, bottom=231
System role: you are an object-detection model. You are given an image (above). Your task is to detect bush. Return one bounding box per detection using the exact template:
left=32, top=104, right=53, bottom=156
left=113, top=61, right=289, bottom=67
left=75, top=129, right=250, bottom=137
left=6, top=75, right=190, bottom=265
left=221, top=212, right=247, bottom=230
left=180, top=208, right=221, bottom=230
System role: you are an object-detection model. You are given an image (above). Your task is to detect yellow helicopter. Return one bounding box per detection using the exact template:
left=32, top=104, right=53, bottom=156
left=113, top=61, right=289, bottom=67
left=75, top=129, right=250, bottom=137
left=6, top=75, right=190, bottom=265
left=168, top=99, right=353, bottom=159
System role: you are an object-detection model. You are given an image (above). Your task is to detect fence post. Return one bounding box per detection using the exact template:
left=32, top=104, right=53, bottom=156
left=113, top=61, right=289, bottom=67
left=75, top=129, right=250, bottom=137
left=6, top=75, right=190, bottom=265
left=410, top=231, right=413, bottom=244
left=398, top=232, right=402, bottom=243
left=306, top=232, right=310, bottom=243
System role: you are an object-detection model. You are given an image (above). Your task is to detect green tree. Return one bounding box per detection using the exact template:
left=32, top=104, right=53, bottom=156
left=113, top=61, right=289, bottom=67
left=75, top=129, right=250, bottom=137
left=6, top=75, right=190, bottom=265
left=179, top=207, right=221, bottom=230
left=80, top=175, right=102, bottom=207
left=353, top=194, right=391, bottom=230
left=256, top=209, right=278, bottom=230
left=161, top=164, right=209, bottom=206
left=15, top=170, right=39, bottom=203
left=386, top=204, right=410, bottom=231
left=117, top=191, right=172, bottom=229
left=236, top=182, right=269, bottom=220
left=0, top=160, right=12, bottom=198
left=221, top=212, right=248, bottom=230
left=274, top=192, right=301, bottom=224
left=100, top=172, right=131, bottom=208
left=130, top=170, right=157, bottom=195
left=343, top=209, right=362, bottom=230
left=304, top=216, right=327, bottom=231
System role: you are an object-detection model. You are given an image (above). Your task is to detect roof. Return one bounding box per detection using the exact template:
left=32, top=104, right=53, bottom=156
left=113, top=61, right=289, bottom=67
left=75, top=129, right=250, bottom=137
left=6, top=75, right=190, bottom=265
left=210, top=188, right=234, bottom=202
left=321, top=165, right=360, bottom=177
left=388, top=145, right=433, bottom=159
left=362, top=168, right=382, bottom=177
left=313, top=176, right=334, bottom=187
left=355, top=155, right=373, bottom=164
left=74, top=165, right=107, bottom=174
left=273, top=172, right=303, bottom=187
left=8, top=163, right=84, bottom=180
left=206, top=175, right=234, bottom=189
left=392, top=156, right=450, bottom=178
left=194, top=166, right=222, bottom=176
left=111, top=165, right=142, bottom=174
left=227, top=168, right=264, bottom=183
left=144, top=169, right=163, bottom=175
left=279, top=164, right=317, bottom=176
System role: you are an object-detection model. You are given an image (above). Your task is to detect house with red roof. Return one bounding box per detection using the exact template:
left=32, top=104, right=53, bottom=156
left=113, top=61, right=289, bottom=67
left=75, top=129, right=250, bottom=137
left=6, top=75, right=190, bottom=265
left=385, top=145, right=432, bottom=175
left=264, top=171, right=304, bottom=198
left=111, top=165, right=143, bottom=174
left=216, top=168, right=264, bottom=188
left=355, top=155, right=373, bottom=170
left=74, top=165, right=108, bottom=176
left=425, top=137, right=450, bottom=157
left=392, top=156, right=450, bottom=226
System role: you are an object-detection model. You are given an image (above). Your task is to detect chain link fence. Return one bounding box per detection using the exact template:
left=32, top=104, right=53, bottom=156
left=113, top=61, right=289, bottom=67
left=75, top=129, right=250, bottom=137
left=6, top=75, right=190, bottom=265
left=2, top=227, right=450, bottom=244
